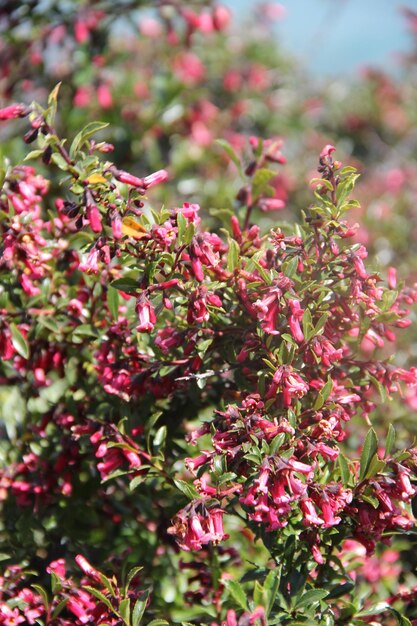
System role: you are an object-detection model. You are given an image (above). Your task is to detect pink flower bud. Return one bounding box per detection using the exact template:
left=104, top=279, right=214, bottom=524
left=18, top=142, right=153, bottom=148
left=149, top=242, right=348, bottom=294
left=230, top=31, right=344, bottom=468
left=75, top=554, right=102, bottom=583
left=86, top=203, right=102, bottom=233
left=112, top=168, right=145, bottom=188
left=259, top=198, right=285, bottom=211
left=143, top=169, right=169, bottom=190
left=212, top=5, right=231, bottom=30
left=388, top=267, right=397, bottom=289
left=0, top=103, right=31, bottom=120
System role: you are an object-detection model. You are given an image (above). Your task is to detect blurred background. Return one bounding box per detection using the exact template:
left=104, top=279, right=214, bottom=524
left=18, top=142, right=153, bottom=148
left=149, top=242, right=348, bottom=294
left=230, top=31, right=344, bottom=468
left=224, top=0, right=417, bottom=77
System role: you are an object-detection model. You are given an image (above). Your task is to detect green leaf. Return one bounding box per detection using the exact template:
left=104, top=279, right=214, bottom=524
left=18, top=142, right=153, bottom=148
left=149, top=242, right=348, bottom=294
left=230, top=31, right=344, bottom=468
left=119, top=597, right=131, bottom=625
left=153, top=425, right=167, bottom=453
left=50, top=571, right=63, bottom=594
left=359, top=428, right=378, bottom=481
left=338, top=453, right=351, bottom=486
left=301, top=307, right=313, bottom=341
left=284, top=256, right=299, bottom=279
left=224, top=579, right=249, bottom=611
left=173, top=479, right=199, bottom=500
left=125, top=566, right=143, bottom=594
left=147, top=621, right=169, bottom=626
left=51, top=598, right=69, bottom=619
left=51, top=152, right=70, bottom=171
left=336, top=173, right=360, bottom=206
left=313, top=376, right=333, bottom=410
left=183, top=221, right=195, bottom=245
left=24, top=149, right=44, bottom=161
left=356, top=602, right=389, bottom=617
left=253, top=580, right=264, bottom=606
left=363, top=455, right=386, bottom=480
left=107, top=286, right=120, bottom=321
left=31, top=584, right=49, bottom=608
left=388, top=608, right=413, bottom=626
left=384, top=424, right=396, bottom=458
left=110, top=277, right=139, bottom=294
left=83, top=586, right=114, bottom=612
left=132, top=590, right=150, bottom=626
left=10, top=323, right=29, bottom=359
left=48, top=82, right=61, bottom=106
left=215, top=139, right=243, bottom=175
left=227, top=239, right=240, bottom=272
left=310, top=177, right=334, bottom=191
left=69, top=121, right=109, bottom=159
left=129, top=475, right=147, bottom=491
left=295, top=589, right=329, bottom=610
left=145, top=411, right=162, bottom=452
left=177, top=211, right=187, bottom=243
left=264, top=569, right=281, bottom=617
left=252, top=168, right=275, bottom=199
left=46, top=82, right=61, bottom=124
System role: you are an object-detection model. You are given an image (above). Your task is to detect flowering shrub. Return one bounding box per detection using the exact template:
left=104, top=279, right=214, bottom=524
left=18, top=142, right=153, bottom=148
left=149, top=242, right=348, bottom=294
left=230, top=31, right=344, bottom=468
left=0, top=86, right=416, bottom=625
left=1, top=2, right=417, bottom=625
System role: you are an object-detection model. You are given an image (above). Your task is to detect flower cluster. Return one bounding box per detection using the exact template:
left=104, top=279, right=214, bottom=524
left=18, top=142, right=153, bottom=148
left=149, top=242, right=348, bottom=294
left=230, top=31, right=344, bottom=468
left=0, top=2, right=417, bottom=622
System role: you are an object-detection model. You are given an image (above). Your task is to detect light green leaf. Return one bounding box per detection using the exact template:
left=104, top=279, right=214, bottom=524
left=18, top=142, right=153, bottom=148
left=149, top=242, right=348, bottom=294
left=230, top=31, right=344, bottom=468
left=384, top=424, right=396, bottom=458
left=215, top=139, right=243, bottom=175
left=10, top=323, right=29, bottom=359
left=224, top=580, right=249, bottom=611
left=227, top=238, right=240, bottom=272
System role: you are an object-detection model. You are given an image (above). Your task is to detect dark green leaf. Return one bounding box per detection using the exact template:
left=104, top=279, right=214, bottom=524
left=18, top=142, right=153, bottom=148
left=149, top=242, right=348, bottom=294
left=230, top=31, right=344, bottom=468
left=359, top=428, right=378, bottom=481
left=295, top=588, right=329, bottom=610
left=110, top=277, right=139, bottom=294
left=107, top=286, right=119, bottom=320
left=132, top=590, right=150, bottom=626
left=338, top=453, right=351, bottom=486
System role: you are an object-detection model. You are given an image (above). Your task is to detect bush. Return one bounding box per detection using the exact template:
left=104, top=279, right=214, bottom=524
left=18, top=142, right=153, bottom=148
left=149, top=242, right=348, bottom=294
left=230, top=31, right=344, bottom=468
left=1, top=2, right=417, bottom=625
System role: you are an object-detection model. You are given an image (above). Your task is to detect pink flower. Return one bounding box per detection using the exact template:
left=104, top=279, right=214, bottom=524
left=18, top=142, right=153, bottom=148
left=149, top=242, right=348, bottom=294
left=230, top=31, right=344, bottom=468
left=300, top=498, right=324, bottom=526
left=46, top=558, right=66, bottom=578
left=79, top=248, right=100, bottom=273
left=253, top=288, right=281, bottom=334
left=320, top=144, right=336, bottom=158
left=174, top=202, right=201, bottom=225
left=173, top=52, right=205, bottom=85
left=168, top=505, right=228, bottom=551
left=0, top=103, right=30, bottom=120
left=288, top=299, right=304, bottom=343
left=136, top=295, right=156, bottom=333
left=266, top=366, right=309, bottom=406
left=97, top=83, right=112, bottom=109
